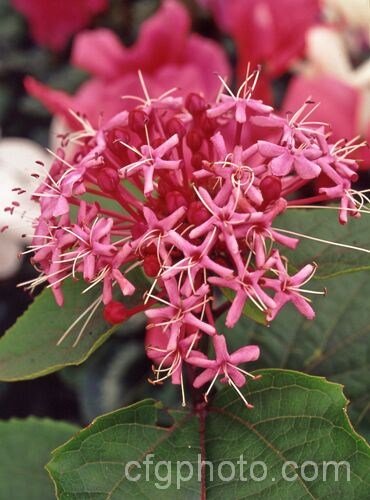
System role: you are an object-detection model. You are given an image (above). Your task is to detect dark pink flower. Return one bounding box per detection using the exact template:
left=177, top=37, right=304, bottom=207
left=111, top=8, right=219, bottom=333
left=12, top=0, right=108, bottom=52
left=25, top=0, right=230, bottom=128
left=187, top=334, right=260, bottom=407
left=261, top=253, right=318, bottom=321
left=146, top=280, right=215, bottom=349
left=120, top=134, right=181, bottom=196
left=282, top=75, right=370, bottom=167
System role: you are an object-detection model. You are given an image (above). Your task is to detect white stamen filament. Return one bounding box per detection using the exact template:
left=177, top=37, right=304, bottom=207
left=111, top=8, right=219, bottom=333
left=273, top=227, right=370, bottom=255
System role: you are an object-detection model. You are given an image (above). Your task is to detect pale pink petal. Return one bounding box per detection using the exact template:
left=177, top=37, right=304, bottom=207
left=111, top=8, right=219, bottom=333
left=72, top=29, right=128, bottom=79
left=271, top=152, right=294, bottom=176
left=230, top=345, right=260, bottom=365
left=258, top=141, right=286, bottom=157
left=294, top=155, right=321, bottom=179
left=290, top=294, right=315, bottom=319
left=193, top=368, right=218, bottom=388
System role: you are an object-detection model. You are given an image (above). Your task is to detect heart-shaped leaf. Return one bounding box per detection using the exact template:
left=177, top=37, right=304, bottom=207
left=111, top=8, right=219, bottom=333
left=47, top=370, right=370, bottom=498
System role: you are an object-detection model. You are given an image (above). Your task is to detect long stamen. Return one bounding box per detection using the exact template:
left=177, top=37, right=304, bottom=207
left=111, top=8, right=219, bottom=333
left=227, top=376, right=254, bottom=408
left=57, top=296, right=101, bottom=345
left=180, top=372, right=186, bottom=407
left=204, top=368, right=221, bottom=402
left=273, top=227, right=370, bottom=255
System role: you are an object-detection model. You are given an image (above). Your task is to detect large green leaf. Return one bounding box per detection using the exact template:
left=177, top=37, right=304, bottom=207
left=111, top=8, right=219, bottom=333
left=47, top=400, right=202, bottom=499
left=275, top=208, right=370, bottom=278
left=47, top=370, right=370, bottom=499
left=0, top=417, right=78, bottom=500
left=0, top=269, right=149, bottom=381
left=223, top=271, right=370, bottom=428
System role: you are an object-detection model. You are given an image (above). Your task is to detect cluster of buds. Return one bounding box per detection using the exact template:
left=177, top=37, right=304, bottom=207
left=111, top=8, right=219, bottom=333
left=20, top=70, right=364, bottom=406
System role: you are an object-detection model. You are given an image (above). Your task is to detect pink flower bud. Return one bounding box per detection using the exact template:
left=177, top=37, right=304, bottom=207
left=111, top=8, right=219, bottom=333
left=260, top=175, right=282, bottom=204
left=185, top=93, right=206, bottom=115
left=186, top=129, right=203, bottom=151
left=187, top=201, right=209, bottom=225
left=96, top=167, right=120, bottom=193
left=143, top=254, right=161, bottom=277
left=166, top=117, right=186, bottom=139
left=103, top=301, right=129, bottom=324
left=191, top=151, right=207, bottom=169
left=166, top=191, right=187, bottom=212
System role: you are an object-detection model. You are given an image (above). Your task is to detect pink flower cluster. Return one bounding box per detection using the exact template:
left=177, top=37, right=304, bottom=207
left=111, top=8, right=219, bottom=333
left=26, top=71, right=361, bottom=406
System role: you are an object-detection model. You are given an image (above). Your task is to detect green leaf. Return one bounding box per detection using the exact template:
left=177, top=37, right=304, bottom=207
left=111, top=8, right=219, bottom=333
left=0, top=269, right=149, bottom=381
left=47, top=400, right=202, bottom=499
left=275, top=208, right=370, bottom=278
left=206, top=370, right=370, bottom=498
left=0, top=417, right=78, bottom=500
left=47, top=370, right=370, bottom=499
left=223, top=271, right=370, bottom=428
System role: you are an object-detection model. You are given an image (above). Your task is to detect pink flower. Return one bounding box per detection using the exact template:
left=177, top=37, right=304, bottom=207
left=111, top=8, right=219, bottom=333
left=198, top=0, right=319, bottom=86
left=187, top=334, right=260, bottom=407
left=282, top=76, right=370, bottom=168
left=209, top=267, right=276, bottom=329
left=146, top=329, right=201, bottom=397
left=258, top=140, right=322, bottom=179
left=261, top=254, right=318, bottom=321
left=25, top=0, right=230, bottom=128
left=282, top=6, right=370, bottom=168
left=146, top=280, right=215, bottom=350
left=12, top=0, right=108, bottom=52
left=120, top=134, right=181, bottom=196
left=283, top=77, right=360, bottom=156
left=164, top=229, right=234, bottom=295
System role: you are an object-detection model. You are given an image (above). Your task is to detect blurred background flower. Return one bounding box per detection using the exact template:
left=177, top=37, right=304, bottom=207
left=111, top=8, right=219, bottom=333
left=11, top=0, right=109, bottom=52
left=284, top=0, right=370, bottom=166
left=25, top=0, right=230, bottom=132
left=0, top=137, right=49, bottom=279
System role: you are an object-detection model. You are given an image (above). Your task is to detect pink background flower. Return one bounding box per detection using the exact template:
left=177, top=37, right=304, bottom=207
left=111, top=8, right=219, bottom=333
left=197, top=0, right=319, bottom=95
left=25, top=0, right=230, bottom=128
left=12, top=0, right=108, bottom=52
